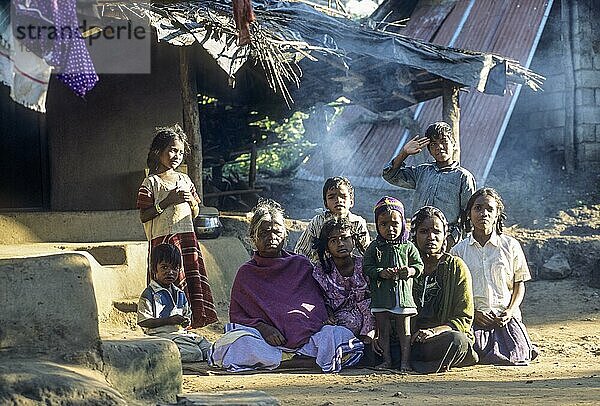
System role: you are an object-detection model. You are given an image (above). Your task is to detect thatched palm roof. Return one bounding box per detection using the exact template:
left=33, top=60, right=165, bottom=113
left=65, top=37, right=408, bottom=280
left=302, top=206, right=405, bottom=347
left=107, top=0, right=543, bottom=112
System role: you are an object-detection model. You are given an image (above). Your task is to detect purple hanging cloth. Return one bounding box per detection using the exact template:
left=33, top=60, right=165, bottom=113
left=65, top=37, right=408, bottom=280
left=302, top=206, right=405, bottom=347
left=13, top=0, right=98, bottom=97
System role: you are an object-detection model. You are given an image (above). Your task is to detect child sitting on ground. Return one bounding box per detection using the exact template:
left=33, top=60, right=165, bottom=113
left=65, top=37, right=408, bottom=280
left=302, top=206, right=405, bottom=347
left=363, top=197, right=423, bottom=371
left=450, top=188, right=538, bottom=366
left=295, top=176, right=370, bottom=263
left=137, top=243, right=212, bottom=363
left=382, top=122, right=476, bottom=248
left=312, top=217, right=375, bottom=343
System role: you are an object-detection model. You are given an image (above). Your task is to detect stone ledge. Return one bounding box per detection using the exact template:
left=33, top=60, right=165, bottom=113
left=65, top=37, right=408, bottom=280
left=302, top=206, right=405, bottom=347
left=101, top=337, right=182, bottom=404
left=0, top=359, right=127, bottom=405
left=0, top=253, right=101, bottom=357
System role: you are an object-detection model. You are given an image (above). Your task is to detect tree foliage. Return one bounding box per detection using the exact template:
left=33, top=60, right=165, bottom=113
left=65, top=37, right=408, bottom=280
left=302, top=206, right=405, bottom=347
left=224, top=110, right=314, bottom=178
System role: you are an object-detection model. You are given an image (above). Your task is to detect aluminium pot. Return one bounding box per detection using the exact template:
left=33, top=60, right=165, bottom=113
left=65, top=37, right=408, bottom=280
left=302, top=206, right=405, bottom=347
left=193, top=206, right=223, bottom=239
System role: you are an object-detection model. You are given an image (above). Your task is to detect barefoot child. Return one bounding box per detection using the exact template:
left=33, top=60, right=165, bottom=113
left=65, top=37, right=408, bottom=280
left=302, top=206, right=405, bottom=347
left=312, top=218, right=375, bottom=343
left=138, top=243, right=212, bottom=362
left=295, top=176, right=370, bottom=263
left=382, top=122, right=476, bottom=248
left=364, top=197, right=423, bottom=371
left=451, top=188, right=538, bottom=365
left=137, top=125, right=217, bottom=328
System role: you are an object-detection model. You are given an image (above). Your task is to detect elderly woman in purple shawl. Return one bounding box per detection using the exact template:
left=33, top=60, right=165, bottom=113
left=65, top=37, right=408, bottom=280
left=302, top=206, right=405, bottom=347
left=208, top=199, right=363, bottom=373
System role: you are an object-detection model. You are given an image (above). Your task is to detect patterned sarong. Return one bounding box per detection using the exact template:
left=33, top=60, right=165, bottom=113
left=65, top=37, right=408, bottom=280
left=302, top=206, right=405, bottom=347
left=150, top=232, right=218, bottom=328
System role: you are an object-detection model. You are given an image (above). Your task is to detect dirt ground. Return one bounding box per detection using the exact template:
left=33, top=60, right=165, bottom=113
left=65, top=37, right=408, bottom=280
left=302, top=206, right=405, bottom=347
left=188, top=278, right=599, bottom=405
left=183, top=131, right=600, bottom=404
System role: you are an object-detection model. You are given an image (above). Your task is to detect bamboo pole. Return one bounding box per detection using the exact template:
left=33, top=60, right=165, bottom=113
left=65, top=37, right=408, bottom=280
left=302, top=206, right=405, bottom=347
left=179, top=46, right=203, bottom=198
left=442, top=82, right=461, bottom=162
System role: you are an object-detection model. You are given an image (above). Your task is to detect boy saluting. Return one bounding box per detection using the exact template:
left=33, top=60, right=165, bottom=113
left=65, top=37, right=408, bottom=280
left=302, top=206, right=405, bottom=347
left=382, top=122, right=476, bottom=248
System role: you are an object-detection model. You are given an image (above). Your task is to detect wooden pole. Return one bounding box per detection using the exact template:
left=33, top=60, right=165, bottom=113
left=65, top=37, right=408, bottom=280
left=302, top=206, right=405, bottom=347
left=179, top=46, right=203, bottom=198
left=561, top=0, right=576, bottom=173
left=249, top=143, right=257, bottom=189
left=442, top=82, right=461, bottom=162
left=316, top=106, right=333, bottom=179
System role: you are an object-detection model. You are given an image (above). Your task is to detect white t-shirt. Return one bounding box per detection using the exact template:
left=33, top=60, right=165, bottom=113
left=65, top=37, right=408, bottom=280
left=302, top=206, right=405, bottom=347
left=139, top=172, right=196, bottom=240
left=451, top=232, right=531, bottom=320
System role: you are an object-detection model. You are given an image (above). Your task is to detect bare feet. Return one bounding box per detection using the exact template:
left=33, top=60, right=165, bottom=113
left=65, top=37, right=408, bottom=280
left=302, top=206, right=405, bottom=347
left=374, top=361, right=393, bottom=370
left=399, top=362, right=413, bottom=373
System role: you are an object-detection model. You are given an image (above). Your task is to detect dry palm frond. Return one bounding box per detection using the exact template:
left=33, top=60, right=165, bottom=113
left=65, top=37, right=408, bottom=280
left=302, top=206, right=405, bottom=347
left=101, top=1, right=344, bottom=106
left=98, top=0, right=544, bottom=110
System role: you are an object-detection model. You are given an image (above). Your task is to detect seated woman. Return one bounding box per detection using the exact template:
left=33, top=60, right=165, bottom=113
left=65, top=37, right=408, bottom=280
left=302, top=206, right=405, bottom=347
left=208, top=199, right=363, bottom=373
left=312, top=218, right=375, bottom=343
left=451, top=188, right=537, bottom=366
left=409, top=206, right=479, bottom=373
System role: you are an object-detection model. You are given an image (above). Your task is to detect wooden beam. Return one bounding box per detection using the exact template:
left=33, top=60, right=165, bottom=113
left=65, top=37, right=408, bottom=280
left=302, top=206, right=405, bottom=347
left=179, top=46, right=203, bottom=198
left=203, top=189, right=263, bottom=198
left=442, top=82, right=461, bottom=162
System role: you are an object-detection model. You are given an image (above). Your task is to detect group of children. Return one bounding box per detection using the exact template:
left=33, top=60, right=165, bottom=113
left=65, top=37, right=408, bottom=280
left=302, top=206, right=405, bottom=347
left=134, top=121, right=536, bottom=372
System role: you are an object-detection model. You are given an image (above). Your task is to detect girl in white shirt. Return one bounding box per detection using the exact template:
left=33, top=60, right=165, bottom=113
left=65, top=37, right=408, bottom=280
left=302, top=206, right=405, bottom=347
left=451, top=188, right=538, bottom=365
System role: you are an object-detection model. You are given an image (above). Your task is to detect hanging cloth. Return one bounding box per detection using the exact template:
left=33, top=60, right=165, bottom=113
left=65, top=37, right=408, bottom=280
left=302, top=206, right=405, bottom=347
left=232, top=0, right=256, bottom=45
left=13, top=0, right=98, bottom=97
left=0, top=1, right=51, bottom=112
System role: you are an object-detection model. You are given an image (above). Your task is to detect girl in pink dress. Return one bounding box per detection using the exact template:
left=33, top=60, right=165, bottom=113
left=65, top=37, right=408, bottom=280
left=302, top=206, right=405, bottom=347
left=312, top=218, right=375, bottom=343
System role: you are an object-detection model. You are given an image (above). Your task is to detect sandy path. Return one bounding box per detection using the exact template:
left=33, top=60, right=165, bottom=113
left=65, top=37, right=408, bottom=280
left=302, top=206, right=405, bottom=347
left=185, top=279, right=600, bottom=405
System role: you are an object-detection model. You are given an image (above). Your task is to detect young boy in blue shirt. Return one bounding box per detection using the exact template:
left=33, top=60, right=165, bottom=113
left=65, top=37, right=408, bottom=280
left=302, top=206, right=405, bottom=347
left=137, top=243, right=211, bottom=362
left=382, top=122, right=476, bottom=247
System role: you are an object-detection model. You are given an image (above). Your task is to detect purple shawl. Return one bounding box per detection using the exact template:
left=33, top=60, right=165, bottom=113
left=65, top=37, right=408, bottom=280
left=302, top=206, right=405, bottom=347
left=229, top=250, right=328, bottom=349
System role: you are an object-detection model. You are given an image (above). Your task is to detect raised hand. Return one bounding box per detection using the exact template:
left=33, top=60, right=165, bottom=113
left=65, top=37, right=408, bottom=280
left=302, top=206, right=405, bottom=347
left=401, top=136, right=429, bottom=156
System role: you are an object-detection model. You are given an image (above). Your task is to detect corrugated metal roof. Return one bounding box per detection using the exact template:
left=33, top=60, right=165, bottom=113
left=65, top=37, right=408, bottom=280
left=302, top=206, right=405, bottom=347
left=296, top=0, right=552, bottom=187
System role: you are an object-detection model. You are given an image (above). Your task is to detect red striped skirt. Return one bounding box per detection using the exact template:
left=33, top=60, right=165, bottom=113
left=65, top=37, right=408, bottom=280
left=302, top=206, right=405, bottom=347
left=150, top=232, right=218, bottom=327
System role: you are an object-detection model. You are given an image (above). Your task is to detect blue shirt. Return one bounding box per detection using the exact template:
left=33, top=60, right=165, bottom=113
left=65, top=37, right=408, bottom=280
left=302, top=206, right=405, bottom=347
left=382, top=161, right=476, bottom=226
left=137, top=280, right=191, bottom=335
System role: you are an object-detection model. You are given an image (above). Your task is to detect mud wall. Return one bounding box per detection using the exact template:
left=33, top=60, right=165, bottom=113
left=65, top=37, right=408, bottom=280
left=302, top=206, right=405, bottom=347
left=46, top=41, right=182, bottom=211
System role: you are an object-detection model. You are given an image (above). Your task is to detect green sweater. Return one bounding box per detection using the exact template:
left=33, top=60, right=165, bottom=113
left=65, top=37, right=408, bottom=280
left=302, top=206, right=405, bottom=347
left=363, top=238, right=423, bottom=310
left=412, top=254, right=474, bottom=341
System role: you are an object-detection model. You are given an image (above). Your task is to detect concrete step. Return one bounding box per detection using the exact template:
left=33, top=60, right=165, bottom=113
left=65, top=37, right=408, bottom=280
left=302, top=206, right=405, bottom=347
left=0, top=252, right=104, bottom=358
left=177, top=390, right=280, bottom=405
left=0, top=210, right=145, bottom=245
left=113, top=298, right=138, bottom=313
left=0, top=236, right=249, bottom=405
